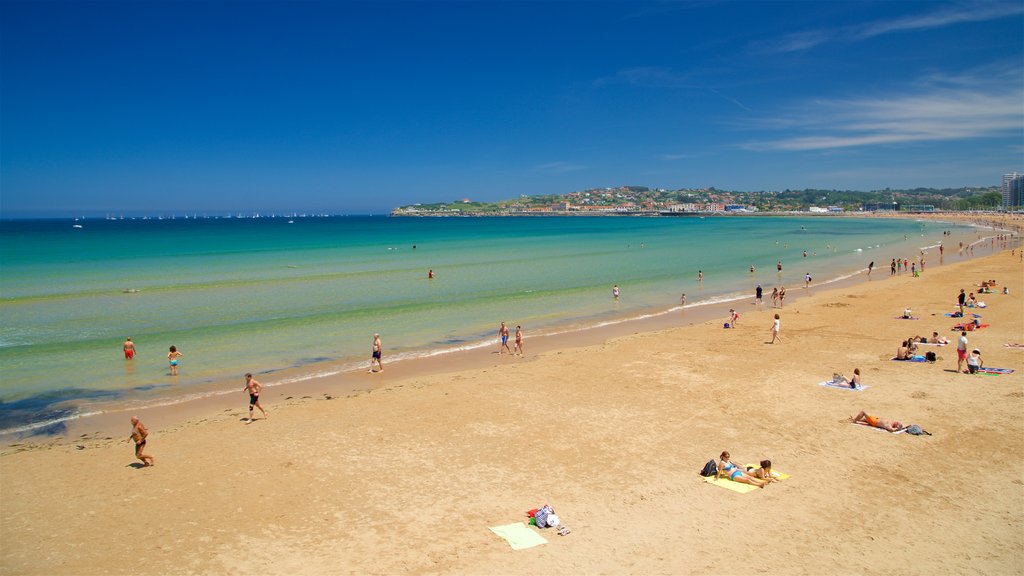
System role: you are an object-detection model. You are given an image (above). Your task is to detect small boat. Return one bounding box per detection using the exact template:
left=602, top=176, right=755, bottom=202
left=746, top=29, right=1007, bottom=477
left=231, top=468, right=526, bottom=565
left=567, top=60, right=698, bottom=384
left=72, top=224, right=83, bottom=229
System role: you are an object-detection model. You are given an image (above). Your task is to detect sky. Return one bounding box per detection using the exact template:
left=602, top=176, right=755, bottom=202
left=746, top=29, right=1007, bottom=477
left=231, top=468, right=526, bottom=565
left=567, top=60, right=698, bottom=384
left=1, top=0, right=1022, bottom=216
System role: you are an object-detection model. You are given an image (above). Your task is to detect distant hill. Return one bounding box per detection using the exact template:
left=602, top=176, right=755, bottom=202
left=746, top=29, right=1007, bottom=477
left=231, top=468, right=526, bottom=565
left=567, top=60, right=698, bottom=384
left=392, top=185, right=1002, bottom=216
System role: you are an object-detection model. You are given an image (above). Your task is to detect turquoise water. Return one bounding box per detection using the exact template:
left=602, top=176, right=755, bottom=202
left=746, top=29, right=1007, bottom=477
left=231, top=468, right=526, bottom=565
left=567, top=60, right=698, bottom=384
left=0, top=215, right=967, bottom=432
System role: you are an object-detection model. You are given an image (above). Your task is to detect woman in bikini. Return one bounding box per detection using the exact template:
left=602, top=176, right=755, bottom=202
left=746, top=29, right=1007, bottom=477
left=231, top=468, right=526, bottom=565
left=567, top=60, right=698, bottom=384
left=716, top=451, right=766, bottom=488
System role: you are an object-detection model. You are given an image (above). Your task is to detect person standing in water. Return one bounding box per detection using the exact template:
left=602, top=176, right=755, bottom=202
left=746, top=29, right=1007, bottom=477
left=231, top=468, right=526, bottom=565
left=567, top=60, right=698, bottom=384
left=167, top=346, right=183, bottom=375
left=612, top=285, right=620, bottom=300
left=123, top=337, right=136, bottom=360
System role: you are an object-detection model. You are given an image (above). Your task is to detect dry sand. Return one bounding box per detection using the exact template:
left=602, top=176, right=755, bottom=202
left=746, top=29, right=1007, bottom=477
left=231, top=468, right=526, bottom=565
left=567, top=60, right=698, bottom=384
left=1, top=241, right=1022, bottom=575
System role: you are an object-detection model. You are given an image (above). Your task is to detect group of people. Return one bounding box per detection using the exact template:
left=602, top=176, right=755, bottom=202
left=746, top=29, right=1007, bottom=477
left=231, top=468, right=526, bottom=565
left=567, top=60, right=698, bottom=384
left=715, top=451, right=778, bottom=488
left=497, top=321, right=525, bottom=356
left=123, top=338, right=185, bottom=376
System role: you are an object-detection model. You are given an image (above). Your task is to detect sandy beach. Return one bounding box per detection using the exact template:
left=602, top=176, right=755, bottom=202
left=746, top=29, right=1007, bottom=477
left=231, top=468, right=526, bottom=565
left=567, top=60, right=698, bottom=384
left=2, top=233, right=1022, bottom=575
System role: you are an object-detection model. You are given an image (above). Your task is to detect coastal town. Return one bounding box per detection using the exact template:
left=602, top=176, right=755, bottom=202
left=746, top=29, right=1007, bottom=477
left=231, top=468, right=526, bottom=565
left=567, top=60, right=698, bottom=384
left=392, top=183, right=1014, bottom=216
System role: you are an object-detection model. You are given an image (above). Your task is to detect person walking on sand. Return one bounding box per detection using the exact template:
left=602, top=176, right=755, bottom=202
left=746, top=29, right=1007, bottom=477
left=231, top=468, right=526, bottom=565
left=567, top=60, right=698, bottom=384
left=778, top=286, right=786, bottom=307
left=804, top=273, right=812, bottom=289
left=369, top=333, right=383, bottom=372
left=498, top=322, right=512, bottom=354
left=167, top=346, right=183, bottom=375
left=130, top=416, right=154, bottom=466
left=513, top=325, right=525, bottom=356
left=123, top=337, right=136, bottom=360
left=244, top=373, right=268, bottom=421
left=958, top=289, right=966, bottom=316
left=755, top=284, right=763, bottom=307
left=957, top=331, right=969, bottom=374
left=769, top=314, right=782, bottom=344
left=771, top=287, right=779, bottom=308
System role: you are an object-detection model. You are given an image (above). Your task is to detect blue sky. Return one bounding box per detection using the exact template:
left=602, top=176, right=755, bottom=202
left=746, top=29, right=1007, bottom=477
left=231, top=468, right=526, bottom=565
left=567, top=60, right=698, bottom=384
left=1, top=0, right=1022, bottom=216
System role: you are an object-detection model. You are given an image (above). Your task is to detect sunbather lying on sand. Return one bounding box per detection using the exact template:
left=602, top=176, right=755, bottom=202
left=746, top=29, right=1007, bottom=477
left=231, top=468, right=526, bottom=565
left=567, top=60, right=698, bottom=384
left=717, top=451, right=766, bottom=488
left=847, top=411, right=905, bottom=432
left=748, top=460, right=779, bottom=483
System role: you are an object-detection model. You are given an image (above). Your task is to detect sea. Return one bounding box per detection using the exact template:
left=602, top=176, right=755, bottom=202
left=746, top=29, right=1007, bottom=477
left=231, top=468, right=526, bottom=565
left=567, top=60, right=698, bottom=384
left=0, top=214, right=980, bottom=435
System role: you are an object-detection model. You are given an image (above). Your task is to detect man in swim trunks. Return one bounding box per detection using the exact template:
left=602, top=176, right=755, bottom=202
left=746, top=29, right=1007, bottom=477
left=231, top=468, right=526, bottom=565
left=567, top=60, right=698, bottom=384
left=369, top=333, right=383, bottom=372
left=244, top=373, right=268, bottom=422
left=130, top=416, right=154, bottom=466
left=849, top=411, right=903, bottom=432
left=498, top=322, right=512, bottom=355
left=123, top=337, right=136, bottom=360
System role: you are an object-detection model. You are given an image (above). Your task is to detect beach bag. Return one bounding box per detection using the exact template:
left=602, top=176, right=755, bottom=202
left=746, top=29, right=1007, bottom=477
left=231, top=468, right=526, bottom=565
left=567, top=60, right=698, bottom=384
left=925, top=351, right=937, bottom=362
left=906, top=424, right=931, bottom=436
left=699, top=459, right=718, bottom=477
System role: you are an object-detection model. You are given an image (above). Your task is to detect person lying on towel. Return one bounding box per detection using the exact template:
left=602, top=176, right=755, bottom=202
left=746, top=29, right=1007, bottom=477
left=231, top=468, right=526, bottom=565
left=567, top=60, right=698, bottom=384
left=848, top=411, right=905, bottom=432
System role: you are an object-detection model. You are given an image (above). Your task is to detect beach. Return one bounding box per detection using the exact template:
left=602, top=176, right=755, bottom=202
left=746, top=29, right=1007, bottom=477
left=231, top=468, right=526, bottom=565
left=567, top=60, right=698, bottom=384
left=1, top=228, right=1021, bottom=574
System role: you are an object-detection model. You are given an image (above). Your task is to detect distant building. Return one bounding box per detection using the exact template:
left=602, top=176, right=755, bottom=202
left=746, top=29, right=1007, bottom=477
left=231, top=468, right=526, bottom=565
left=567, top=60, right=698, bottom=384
left=1003, top=172, right=1023, bottom=210
left=863, top=202, right=899, bottom=212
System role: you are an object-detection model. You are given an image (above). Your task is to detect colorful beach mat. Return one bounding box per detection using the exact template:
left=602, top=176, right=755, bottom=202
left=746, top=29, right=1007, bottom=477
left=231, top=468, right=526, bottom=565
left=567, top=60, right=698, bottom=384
left=703, top=468, right=790, bottom=493
left=818, top=380, right=868, bottom=391
left=944, top=313, right=982, bottom=318
left=891, top=356, right=928, bottom=362
left=952, top=324, right=990, bottom=331
left=489, top=523, right=548, bottom=550
left=976, top=367, right=1015, bottom=375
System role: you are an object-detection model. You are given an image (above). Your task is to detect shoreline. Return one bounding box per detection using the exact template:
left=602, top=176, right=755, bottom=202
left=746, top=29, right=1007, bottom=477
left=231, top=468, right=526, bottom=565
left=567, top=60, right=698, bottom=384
left=1, top=229, right=1021, bottom=574
left=2, top=214, right=1018, bottom=448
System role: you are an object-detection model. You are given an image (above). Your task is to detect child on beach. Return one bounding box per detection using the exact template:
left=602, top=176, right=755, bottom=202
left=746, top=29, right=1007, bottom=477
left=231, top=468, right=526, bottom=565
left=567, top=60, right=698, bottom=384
left=749, top=460, right=779, bottom=483
left=167, top=346, right=183, bottom=375
left=966, top=349, right=983, bottom=374
left=769, top=314, right=782, bottom=344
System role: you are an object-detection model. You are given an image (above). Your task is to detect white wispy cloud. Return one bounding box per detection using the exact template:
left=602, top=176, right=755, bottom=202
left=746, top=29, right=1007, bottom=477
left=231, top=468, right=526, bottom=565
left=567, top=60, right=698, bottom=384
left=758, top=1, right=1024, bottom=53
left=741, top=67, right=1024, bottom=151
left=531, top=161, right=586, bottom=174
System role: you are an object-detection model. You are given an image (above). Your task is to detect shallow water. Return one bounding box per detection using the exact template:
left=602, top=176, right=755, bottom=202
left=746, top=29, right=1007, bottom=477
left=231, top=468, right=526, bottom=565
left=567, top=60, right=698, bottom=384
left=0, top=214, right=973, bottom=432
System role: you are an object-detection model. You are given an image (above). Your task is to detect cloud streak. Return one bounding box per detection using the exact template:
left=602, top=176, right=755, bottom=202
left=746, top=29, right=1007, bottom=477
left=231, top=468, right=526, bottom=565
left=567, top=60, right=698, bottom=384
left=741, top=68, right=1024, bottom=151
left=757, top=1, right=1024, bottom=53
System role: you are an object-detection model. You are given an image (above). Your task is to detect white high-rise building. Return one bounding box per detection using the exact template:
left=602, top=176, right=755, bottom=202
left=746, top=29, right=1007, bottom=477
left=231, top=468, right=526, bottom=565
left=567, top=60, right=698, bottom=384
left=1002, top=173, right=1023, bottom=210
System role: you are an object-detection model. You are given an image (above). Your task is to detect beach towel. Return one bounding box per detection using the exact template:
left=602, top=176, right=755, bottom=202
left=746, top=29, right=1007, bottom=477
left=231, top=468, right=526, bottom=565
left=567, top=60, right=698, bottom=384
left=918, top=342, right=947, bottom=347
left=977, top=367, right=1015, bottom=375
left=489, top=523, right=548, bottom=550
left=1004, top=344, right=1024, bottom=349
left=944, top=313, right=982, bottom=318
left=894, top=316, right=920, bottom=320
left=891, top=356, right=927, bottom=362
left=819, top=380, right=868, bottom=391
left=952, top=324, right=990, bottom=331
left=703, top=476, right=760, bottom=494
left=853, top=422, right=906, bottom=434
